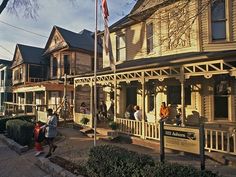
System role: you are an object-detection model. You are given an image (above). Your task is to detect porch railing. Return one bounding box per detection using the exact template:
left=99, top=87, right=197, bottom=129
left=205, top=128, right=236, bottom=156
left=116, top=118, right=236, bottom=156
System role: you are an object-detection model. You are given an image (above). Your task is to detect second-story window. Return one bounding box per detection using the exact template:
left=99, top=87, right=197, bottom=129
left=64, top=55, right=70, bottom=75
left=52, top=57, right=57, bottom=77
left=211, top=0, right=226, bottom=41
left=146, top=23, right=153, bottom=54
left=116, top=34, right=126, bottom=62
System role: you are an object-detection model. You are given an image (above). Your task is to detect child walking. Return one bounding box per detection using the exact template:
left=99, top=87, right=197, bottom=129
left=34, top=122, right=44, bottom=156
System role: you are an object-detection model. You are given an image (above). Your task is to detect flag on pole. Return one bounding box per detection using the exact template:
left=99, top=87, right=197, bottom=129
left=102, top=0, right=115, bottom=71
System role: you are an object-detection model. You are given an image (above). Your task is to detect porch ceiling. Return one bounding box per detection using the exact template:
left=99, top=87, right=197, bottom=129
left=74, top=50, right=236, bottom=86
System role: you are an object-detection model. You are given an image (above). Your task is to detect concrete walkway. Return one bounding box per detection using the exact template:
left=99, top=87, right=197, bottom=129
left=0, top=140, right=49, bottom=177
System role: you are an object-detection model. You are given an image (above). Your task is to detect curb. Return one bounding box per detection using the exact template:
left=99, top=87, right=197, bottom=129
left=36, top=157, right=84, bottom=177
left=0, top=134, right=28, bottom=154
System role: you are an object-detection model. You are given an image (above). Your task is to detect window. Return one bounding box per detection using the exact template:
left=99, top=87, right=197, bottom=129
left=211, top=0, right=226, bottom=41
left=167, top=85, right=191, bottom=105
left=116, top=35, right=126, bottom=62
left=13, top=68, right=23, bottom=81
left=64, top=55, right=70, bottom=75
left=52, top=57, right=57, bottom=77
left=146, top=23, right=153, bottom=53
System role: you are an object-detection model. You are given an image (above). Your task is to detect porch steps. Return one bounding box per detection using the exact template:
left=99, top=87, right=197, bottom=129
left=205, top=151, right=228, bottom=165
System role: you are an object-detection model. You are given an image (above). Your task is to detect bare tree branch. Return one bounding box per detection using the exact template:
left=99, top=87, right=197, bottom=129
left=0, top=0, right=10, bottom=14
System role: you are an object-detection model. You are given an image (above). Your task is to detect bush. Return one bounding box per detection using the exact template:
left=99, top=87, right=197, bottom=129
left=6, top=119, right=34, bottom=146
left=86, top=145, right=221, bottom=177
left=0, top=115, right=35, bottom=133
left=140, top=162, right=221, bottom=177
left=108, top=121, right=119, bottom=130
left=86, top=145, right=155, bottom=177
left=80, top=117, right=90, bottom=125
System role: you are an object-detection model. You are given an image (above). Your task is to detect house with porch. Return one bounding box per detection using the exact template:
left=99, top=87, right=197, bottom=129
left=5, top=26, right=102, bottom=122
left=0, top=59, right=12, bottom=115
left=74, top=0, right=236, bottom=155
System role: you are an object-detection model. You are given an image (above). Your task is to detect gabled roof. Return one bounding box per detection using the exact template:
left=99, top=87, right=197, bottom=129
left=0, top=59, right=12, bottom=66
left=129, top=0, right=177, bottom=20
left=44, top=26, right=102, bottom=55
left=12, top=44, right=45, bottom=68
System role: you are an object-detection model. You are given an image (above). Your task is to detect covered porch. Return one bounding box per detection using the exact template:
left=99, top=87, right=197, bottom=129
left=5, top=81, right=74, bottom=122
left=74, top=52, right=236, bottom=155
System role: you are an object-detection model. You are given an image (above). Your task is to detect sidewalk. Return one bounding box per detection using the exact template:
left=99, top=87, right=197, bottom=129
left=0, top=139, right=49, bottom=177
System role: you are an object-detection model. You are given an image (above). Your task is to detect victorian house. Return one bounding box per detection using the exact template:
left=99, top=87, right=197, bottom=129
left=74, top=0, right=236, bottom=155
left=5, top=26, right=102, bottom=122
left=0, top=59, right=12, bottom=115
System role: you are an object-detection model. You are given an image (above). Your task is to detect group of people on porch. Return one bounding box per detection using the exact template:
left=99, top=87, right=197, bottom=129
left=124, top=102, right=182, bottom=126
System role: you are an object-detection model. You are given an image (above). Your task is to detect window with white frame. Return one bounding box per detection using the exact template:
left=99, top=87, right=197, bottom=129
left=211, top=0, right=227, bottom=41
left=116, top=34, right=126, bottom=62
left=146, top=23, right=153, bottom=54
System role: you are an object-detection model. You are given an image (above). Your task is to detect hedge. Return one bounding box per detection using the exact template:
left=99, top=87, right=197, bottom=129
left=6, top=119, right=34, bottom=146
left=140, top=163, right=221, bottom=177
left=86, top=145, right=221, bottom=177
left=86, top=145, right=155, bottom=177
left=0, top=115, right=35, bottom=133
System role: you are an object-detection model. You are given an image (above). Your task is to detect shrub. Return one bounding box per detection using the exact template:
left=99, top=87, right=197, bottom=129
left=0, top=115, right=35, bottom=133
left=140, top=162, right=221, bottom=177
left=80, top=117, right=90, bottom=125
left=108, top=121, right=119, bottom=130
left=86, top=145, right=155, bottom=177
left=6, top=119, right=34, bottom=146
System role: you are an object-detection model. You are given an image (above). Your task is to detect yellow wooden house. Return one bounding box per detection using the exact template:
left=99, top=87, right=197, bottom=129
left=74, top=0, right=236, bottom=155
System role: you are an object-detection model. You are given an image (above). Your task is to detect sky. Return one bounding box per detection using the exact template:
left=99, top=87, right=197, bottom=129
left=0, top=0, right=136, bottom=60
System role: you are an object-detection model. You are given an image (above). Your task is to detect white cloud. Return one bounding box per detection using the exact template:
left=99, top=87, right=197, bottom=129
left=0, top=0, right=136, bottom=60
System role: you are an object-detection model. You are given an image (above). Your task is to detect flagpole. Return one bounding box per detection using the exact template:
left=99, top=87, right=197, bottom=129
left=93, top=0, right=98, bottom=146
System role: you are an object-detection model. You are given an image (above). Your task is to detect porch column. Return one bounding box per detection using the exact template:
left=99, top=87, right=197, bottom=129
left=180, top=67, right=186, bottom=126
left=114, top=73, right=117, bottom=122
left=33, top=92, right=36, bottom=115
left=141, top=72, right=146, bottom=139
left=44, top=91, right=48, bottom=111
left=90, top=81, right=94, bottom=128
left=24, top=92, right=27, bottom=114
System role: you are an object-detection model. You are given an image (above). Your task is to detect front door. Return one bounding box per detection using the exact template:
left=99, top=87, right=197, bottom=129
left=126, top=87, right=137, bottom=108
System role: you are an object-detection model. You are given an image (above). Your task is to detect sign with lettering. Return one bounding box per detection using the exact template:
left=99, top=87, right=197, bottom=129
left=164, top=126, right=200, bottom=154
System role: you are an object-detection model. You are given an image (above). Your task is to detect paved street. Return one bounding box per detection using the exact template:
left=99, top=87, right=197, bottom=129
left=0, top=140, right=49, bottom=177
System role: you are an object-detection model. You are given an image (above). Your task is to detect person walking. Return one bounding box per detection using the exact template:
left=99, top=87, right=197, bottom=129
left=41, top=108, right=58, bottom=158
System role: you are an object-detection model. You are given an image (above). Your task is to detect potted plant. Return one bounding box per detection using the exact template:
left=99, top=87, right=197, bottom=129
left=108, top=121, right=119, bottom=138
left=80, top=117, right=90, bottom=127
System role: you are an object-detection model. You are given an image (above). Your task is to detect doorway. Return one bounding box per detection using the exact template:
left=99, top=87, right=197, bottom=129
left=126, top=87, right=137, bottom=108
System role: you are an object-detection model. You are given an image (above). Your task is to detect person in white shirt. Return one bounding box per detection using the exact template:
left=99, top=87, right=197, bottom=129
left=134, top=105, right=142, bottom=121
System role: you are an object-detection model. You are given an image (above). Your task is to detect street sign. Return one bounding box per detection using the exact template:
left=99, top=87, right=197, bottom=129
left=164, top=125, right=200, bottom=154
